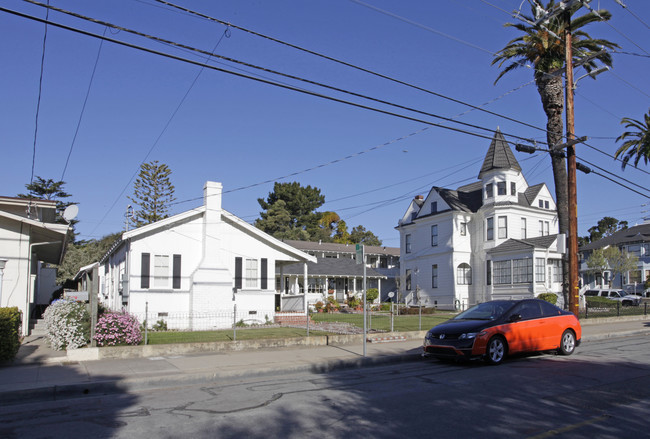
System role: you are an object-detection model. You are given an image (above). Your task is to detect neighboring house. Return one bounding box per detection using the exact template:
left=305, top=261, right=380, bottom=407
left=396, top=129, right=565, bottom=310
left=0, top=196, right=69, bottom=335
left=96, top=182, right=316, bottom=330
left=279, top=240, right=399, bottom=304
left=579, top=219, right=650, bottom=293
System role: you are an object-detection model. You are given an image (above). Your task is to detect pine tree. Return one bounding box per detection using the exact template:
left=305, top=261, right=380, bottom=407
left=128, top=161, right=176, bottom=227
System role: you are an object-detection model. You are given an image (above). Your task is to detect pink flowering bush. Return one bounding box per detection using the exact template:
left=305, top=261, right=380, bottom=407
left=94, top=312, right=142, bottom=347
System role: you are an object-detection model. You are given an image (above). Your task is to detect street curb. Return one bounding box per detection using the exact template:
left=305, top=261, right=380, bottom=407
left=0, top=350, right=424, bottom=407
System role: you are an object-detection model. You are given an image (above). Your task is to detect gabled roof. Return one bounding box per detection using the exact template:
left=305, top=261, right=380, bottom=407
left=478, top=129, right=522, bottom=179
left=521, top=184, right=544, bottom=206
left=580, top=222, right=650, bottom=251
left=488, top=235, right=559, bottom=254
left=120, top=205, right=316, bottom=263
left=282, top=240, right=399, bottom=257
left=278, top=257, right=386, bottom=278
left=434, top=187, right=483, bottom=213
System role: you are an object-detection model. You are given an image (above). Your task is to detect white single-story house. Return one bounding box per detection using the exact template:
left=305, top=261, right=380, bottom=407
left=0, top=196, right=69, bottom=335
left=95, top=182, right=316, bottom=330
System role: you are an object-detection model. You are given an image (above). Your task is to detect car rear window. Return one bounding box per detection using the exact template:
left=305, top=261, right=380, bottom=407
left=584, top=290, right=599, bottom=296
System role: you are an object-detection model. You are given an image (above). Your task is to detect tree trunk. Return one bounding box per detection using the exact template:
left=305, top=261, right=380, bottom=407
left=537, top=73, right=570, bottom=307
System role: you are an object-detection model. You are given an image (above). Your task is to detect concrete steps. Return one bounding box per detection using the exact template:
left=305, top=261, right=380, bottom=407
left=29, top=319, right=47, bottom=336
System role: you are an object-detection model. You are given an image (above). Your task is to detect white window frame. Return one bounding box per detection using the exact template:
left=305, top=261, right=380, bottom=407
left=457, top=263, right=472, bottom=285
left=153, top=254, right=170, bottom=288
left=486, top=217, right=494, bottom=241
left=521, top=217, right=527, bottom=239
left=245, top=258, right=258, bottom=288
left=432, top=264, right=438, bottom=288
left=498, top=216, right=507, bottom=239
left=405, top=234, right=412, bottom=253
left=431, top=225, right=438, bottom=247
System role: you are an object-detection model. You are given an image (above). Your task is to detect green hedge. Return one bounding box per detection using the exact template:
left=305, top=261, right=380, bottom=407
left=538, top=293, right=558, bottom=305
left=585, top=296, right=617, bottom=307
left=0, top=307, right=22, bottom=361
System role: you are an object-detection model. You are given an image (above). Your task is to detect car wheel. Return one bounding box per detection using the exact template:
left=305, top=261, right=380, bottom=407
left=485, top=336, right=507, bottom=365
left=558, top=330, right=576, bottom=356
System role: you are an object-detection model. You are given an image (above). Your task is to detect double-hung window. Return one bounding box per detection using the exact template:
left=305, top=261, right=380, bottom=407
left=486, top=217, right=494, bottom=241
left=431, top=225, right=438, bottom=247
left=431, top=265, right=438, bottom=288
left=154, top=255, right=169, bottom=288
left=498, top=216, right=507, bottom=239
left=497, top=182, right=506, bottom=195
left=406, top=269, right=412, bottom=291
left=245, top=259, right=258, bottom=288
left=521, top=218, right=527, bottom=239
left=485, top=184, right=493, bottom=198
left=535, top=258, right=546, bottom=282
left=405, top=234, right=412, bottom=253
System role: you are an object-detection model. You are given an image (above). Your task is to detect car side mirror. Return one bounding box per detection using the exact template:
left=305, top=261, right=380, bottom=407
left=509, top=314, right=522, bottom=322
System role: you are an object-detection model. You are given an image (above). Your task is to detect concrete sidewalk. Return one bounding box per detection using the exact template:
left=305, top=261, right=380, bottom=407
left=1, top=316, right=649, bottom=407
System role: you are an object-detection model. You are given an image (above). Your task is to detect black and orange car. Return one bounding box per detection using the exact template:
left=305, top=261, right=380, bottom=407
left=423, top=299, right=581, bottom=365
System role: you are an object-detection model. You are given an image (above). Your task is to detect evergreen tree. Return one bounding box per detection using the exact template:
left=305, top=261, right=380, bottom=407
left=350, top=225, right=382, bottom=246
left=57, top=232, right=122, bottom=285
left=18, top=176, right=77, bottom=237
left=128, top=161, right=176, bottom=227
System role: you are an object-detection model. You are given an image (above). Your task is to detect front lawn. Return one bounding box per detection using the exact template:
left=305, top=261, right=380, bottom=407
left=145, top=326, right=330, bottom=345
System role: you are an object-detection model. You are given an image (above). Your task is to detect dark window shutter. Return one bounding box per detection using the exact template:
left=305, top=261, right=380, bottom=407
left=235, top=257, right=242, bottom=289
left=172, top=254, right=181, bottom=289
left=261, top=258, right=268, bottom=290
left=141, top=253, right=150, bottom=289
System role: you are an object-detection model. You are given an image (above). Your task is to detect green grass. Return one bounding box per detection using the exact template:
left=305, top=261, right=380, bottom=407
left=144, top=327, right=330, bottom=345
left=312, top=312, right=453, bottom=332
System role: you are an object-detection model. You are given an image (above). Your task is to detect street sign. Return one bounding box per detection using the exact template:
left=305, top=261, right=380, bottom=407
left=355, top=243, right=364, bottom=264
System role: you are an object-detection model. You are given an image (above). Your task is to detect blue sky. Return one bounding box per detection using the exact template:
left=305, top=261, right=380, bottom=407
left=2, top=0, right=648, bottom=246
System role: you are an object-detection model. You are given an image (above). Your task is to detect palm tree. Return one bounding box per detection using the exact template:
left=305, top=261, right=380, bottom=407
left=492, top=0, right=618, bottom=236
left=614, top=109, right=650, bottom=169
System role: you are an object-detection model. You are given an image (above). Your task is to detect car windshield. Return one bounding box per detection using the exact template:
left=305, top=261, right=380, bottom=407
left=454, top=301, right=514, bottom=321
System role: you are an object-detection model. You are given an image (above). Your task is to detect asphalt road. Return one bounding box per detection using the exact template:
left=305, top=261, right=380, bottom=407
left=1, top=334, right=649, bottom=439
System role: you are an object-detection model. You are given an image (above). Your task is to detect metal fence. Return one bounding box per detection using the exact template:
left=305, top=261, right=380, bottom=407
left=116, top=305, right=454, bottom=345
left=582, top=301, right=649, bottom=319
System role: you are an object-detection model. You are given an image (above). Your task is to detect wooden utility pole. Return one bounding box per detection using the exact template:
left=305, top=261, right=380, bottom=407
left=564, top=11, right=580, bottom=317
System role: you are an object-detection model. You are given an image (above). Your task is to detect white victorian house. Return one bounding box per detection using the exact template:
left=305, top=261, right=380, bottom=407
left=397, top=129, right=566, bottom=310
left=96, top=182, right=316, bottom=329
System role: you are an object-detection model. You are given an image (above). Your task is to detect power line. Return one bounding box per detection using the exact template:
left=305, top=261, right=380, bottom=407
left=576, top=155, right=650, bottom=195
left=4, top=6, right=546, bottom=150
left=30, top=0, right=49, bottom=187
left=60, top=26, right=107, bottom=181
left=20, top=0, right=546, bottom=147
left=90, top=27, right=233, bottom=237
left=611, top=0, right=650, bottom=29
left=582, top=1, right=649, bottom=56
left=581, top=140, right=650, bottom=176
left=149, top=0, right=548, bottom=134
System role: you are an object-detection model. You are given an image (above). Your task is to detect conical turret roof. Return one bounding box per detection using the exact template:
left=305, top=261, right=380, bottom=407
left=478, top=128, right=522, bottom=179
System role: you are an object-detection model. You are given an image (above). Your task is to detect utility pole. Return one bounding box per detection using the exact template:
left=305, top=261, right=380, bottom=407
left=564, top=10, right=580, bottom=317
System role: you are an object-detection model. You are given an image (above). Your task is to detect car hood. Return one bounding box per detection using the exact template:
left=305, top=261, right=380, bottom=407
left=428, top=318, right=495, bottom=335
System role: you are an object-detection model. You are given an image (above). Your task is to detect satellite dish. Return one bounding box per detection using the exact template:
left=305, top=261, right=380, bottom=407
left=63, top=205, right=79, bottom=222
